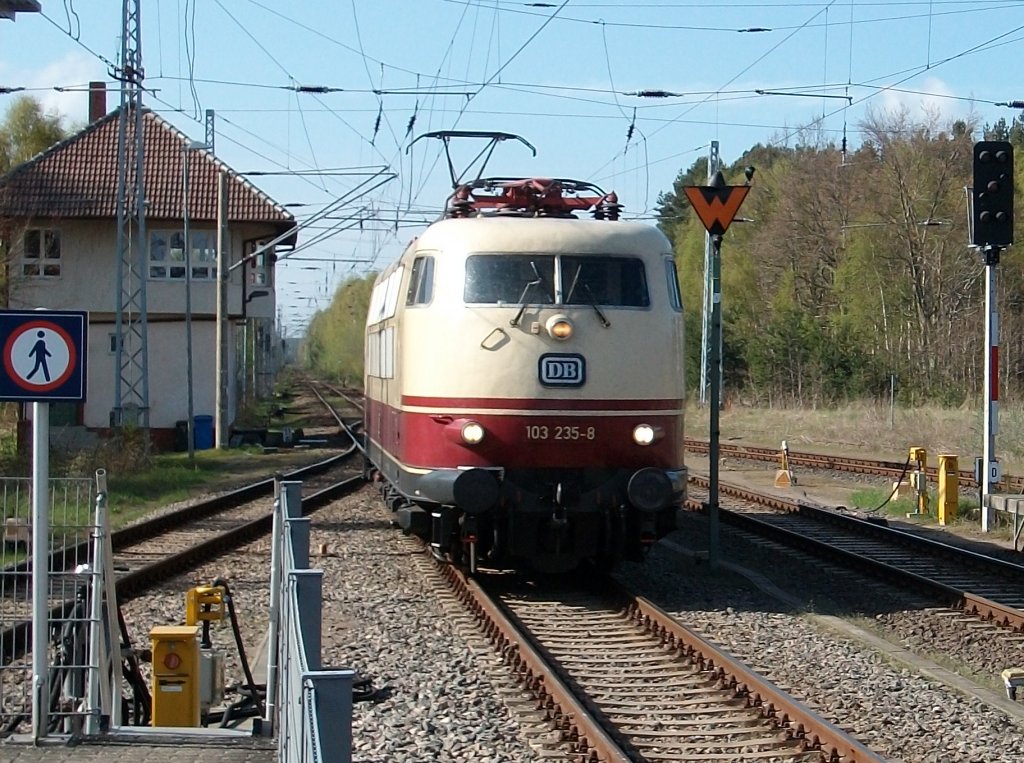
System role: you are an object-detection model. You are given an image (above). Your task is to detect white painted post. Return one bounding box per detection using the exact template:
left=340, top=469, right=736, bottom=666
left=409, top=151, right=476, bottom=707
left=982, top=261, right=999, bottom=532
left=31, top=401, right=49, bottom=740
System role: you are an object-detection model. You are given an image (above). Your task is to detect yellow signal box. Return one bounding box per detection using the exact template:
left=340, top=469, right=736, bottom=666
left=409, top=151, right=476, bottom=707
left=150, top=625, right=200, bottom=727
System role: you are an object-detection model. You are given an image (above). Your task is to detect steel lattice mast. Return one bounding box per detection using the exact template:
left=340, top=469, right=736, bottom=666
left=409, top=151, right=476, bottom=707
left=112, top=0, right=150, bottom=434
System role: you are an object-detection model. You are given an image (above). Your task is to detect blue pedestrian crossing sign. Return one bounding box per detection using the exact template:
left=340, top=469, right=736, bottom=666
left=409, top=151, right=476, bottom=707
left=0, top=310, right=87, bottom=402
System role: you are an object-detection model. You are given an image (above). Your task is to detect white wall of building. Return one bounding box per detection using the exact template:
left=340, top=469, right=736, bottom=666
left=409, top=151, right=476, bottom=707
left=10, top=217, right=279, bottom=434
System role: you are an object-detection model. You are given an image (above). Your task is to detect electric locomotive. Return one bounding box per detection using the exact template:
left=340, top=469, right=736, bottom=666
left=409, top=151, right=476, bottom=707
left=364, top=173, right=686, bottom=573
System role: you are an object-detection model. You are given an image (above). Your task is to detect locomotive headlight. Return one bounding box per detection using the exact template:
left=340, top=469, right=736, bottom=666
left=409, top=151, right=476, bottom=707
left=545, top=314, right=574, bottom=340
left=632, top=424, right=663, bottom=446
left=461, top=421, right=485, bottom=445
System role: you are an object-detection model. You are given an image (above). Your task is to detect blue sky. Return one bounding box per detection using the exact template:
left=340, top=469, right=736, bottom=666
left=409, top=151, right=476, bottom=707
left=3, top=0, right=1024, bottom=335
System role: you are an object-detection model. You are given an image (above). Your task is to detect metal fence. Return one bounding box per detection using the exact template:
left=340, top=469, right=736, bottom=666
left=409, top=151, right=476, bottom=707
left=269, top=480, right=353, bottom=763
left=1, top=474, right=100, bottom=737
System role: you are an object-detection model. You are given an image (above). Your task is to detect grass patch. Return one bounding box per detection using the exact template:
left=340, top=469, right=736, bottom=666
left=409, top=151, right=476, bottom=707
left=108, top=453, right=235, bottom=513
left=847, top=487, right=922, bottom=517
left=849, top=485, right=980, bottom=519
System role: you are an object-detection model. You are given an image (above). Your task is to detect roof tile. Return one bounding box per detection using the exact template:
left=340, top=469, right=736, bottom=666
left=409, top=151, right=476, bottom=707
left=0, top=107, right=296, bottom=236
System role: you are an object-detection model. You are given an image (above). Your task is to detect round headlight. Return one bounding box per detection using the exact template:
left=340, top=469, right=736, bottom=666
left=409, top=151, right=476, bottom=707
left=461, top=421, right=485, bottom=445
left=632, top=424, right=656, bottom=446
left=545, top=315, right=574, bottom=340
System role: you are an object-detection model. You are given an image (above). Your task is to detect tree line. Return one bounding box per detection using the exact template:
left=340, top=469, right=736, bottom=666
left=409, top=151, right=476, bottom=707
left=658, top=109, right=1024, bottom=406
left=308, top=110, right=1024, bottom=406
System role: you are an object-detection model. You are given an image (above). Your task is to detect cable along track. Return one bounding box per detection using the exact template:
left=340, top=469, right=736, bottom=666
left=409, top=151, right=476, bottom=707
left=435, top=558, right=882, bottom=763
left=688, top=475, right=1024, bottom=632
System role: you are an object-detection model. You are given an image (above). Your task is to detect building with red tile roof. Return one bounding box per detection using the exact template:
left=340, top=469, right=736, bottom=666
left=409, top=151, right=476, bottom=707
left=0, top=90, right=296, bottom=449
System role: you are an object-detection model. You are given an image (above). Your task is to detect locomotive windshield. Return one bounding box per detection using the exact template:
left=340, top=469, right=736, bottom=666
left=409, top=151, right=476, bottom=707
left=464, top=254, right=648, bottom=307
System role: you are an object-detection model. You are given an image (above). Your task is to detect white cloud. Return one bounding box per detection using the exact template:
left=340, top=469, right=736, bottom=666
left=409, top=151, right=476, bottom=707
left=4, top=51, right=106, bottom=127
left=878, top=76, right=964, bottom=122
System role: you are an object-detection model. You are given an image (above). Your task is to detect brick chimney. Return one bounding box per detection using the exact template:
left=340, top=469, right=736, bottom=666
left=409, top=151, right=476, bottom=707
left=88, top=81, right=106, bottom=122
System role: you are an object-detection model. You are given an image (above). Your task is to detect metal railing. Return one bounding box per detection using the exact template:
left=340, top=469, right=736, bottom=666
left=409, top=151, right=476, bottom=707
left=1, top=474, right=109, bottom=738
left=268, top=479, right=353, bottom=762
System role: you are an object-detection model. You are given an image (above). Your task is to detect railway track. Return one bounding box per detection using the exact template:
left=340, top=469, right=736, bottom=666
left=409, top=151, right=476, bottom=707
left=0, top=451, right=362, bottom=665
left=424, top=552, right=884, bottom=762
left=684, top=438, right=1020, bottom=492
left=1, top=384, right=363, bottom=666
left=0, top=382, right=367, bottom=735
left=687, top=475, right=1024, bottom=634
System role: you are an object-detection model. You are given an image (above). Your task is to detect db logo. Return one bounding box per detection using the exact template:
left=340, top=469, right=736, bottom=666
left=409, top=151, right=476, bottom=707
left=539, top=353, right=585, bottom=387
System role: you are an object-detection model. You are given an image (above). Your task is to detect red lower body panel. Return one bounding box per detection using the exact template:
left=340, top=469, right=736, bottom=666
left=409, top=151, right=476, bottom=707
left=365, top=396, right=683, bottom=470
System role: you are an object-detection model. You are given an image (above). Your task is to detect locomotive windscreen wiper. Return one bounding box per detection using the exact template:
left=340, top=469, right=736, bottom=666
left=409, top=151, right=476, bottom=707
left=509, top=261, right=545, bottom=327
left=566, top=264, right=611, bottom=328
left=581, top=283, right=611, bottom=327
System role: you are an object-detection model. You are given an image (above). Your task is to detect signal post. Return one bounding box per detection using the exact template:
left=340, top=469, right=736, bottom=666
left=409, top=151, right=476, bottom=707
left=684, top=171, right=751, bottom=565
left=972, top=141, right=1014, bottom=531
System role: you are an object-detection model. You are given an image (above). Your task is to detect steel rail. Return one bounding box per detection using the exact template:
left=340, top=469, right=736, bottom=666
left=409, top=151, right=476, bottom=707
left=1, top=472, right=362, bottom=666
left=431, top=552, right=884, bottom=762
left=615, top=581, right=885, bottom=763
left=437, top=561, right=633, bottom=763
left=684, top=437, right=1024, bottom=491
left=3, top=448, right=354, bottom=582
left=2, top=386, right=362, bottom=666
left=688, top=474, right=1024, bottom=632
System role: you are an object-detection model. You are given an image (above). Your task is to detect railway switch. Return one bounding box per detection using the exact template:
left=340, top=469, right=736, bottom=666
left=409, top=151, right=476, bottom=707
left=150, top=625, right=200, bottom=727
left=936, top=454, right=959, bottom=526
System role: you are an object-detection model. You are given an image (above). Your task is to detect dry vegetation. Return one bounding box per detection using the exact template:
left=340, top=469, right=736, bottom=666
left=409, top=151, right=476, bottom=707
left=689, top=400, right=1024, bottom=474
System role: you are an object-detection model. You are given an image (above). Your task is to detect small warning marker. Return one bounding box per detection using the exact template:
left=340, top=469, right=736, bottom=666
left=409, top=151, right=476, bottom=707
left=774, top=439, right=796, bottom=488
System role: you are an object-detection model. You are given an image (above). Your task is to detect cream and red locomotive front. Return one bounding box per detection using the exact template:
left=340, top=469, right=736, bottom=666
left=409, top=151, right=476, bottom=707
left=363, top=176, right=686, bottom=573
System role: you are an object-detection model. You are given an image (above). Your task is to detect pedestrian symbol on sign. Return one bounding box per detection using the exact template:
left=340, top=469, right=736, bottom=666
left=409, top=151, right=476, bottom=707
left=26, top=331, right=53, bottom=382
left=4, top=321, right=75, bottom=393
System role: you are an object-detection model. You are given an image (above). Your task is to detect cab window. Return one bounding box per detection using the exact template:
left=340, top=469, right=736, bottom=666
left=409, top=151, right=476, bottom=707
left=406, top=256, right=435, bottom=305
left=464, top=253, right=648, bottom=307
left=562, top=256, right=648, bottom=307
left=465, top=255, right=555, bottom=304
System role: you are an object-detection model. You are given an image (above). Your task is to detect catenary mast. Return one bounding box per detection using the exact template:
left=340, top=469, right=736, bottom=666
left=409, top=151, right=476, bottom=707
left=112, top=0, right=150, bottom=438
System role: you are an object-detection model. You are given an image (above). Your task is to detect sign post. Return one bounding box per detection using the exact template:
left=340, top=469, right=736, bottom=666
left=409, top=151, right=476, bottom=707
left=0, top=309, right=87, bottom=740
left=684, top=172, right=751, bottom=567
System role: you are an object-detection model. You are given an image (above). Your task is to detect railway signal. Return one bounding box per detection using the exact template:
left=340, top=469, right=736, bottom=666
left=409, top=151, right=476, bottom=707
left=684, top=169, right=753, bottom=567
left=972, top=140, right=1014, bottom=250
left=971, top=141, right=1014, bottom=532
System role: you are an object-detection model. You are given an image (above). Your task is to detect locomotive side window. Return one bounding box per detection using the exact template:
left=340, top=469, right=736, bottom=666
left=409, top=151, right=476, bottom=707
left=368, top=266, right=405, bottom=325
left=562, top=256, right=648, bottom=307
left=465, top=255, right=556, bottom=304
left=406, top=256, right=435, bottom=305
left=665, top=256, right=683, bottom=311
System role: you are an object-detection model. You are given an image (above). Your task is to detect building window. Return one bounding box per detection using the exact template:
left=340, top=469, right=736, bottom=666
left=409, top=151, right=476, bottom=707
left=246, top=240, right=274, bottom=287
left=149, top=229, right=217, bottom=280
left=22, top=228, right=61, bottom=277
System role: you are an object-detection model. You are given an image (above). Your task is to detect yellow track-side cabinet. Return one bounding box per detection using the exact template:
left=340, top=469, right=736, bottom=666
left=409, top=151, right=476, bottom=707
left=937, top=454, right=959, bottom=526
left=150, top=625, right=200, bottom=727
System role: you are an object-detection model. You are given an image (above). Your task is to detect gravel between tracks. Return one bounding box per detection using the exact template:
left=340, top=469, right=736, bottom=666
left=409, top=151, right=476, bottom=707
left=121, top=484, right=541, bottom=762
left=619, top=512, right=1024, bottom=763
